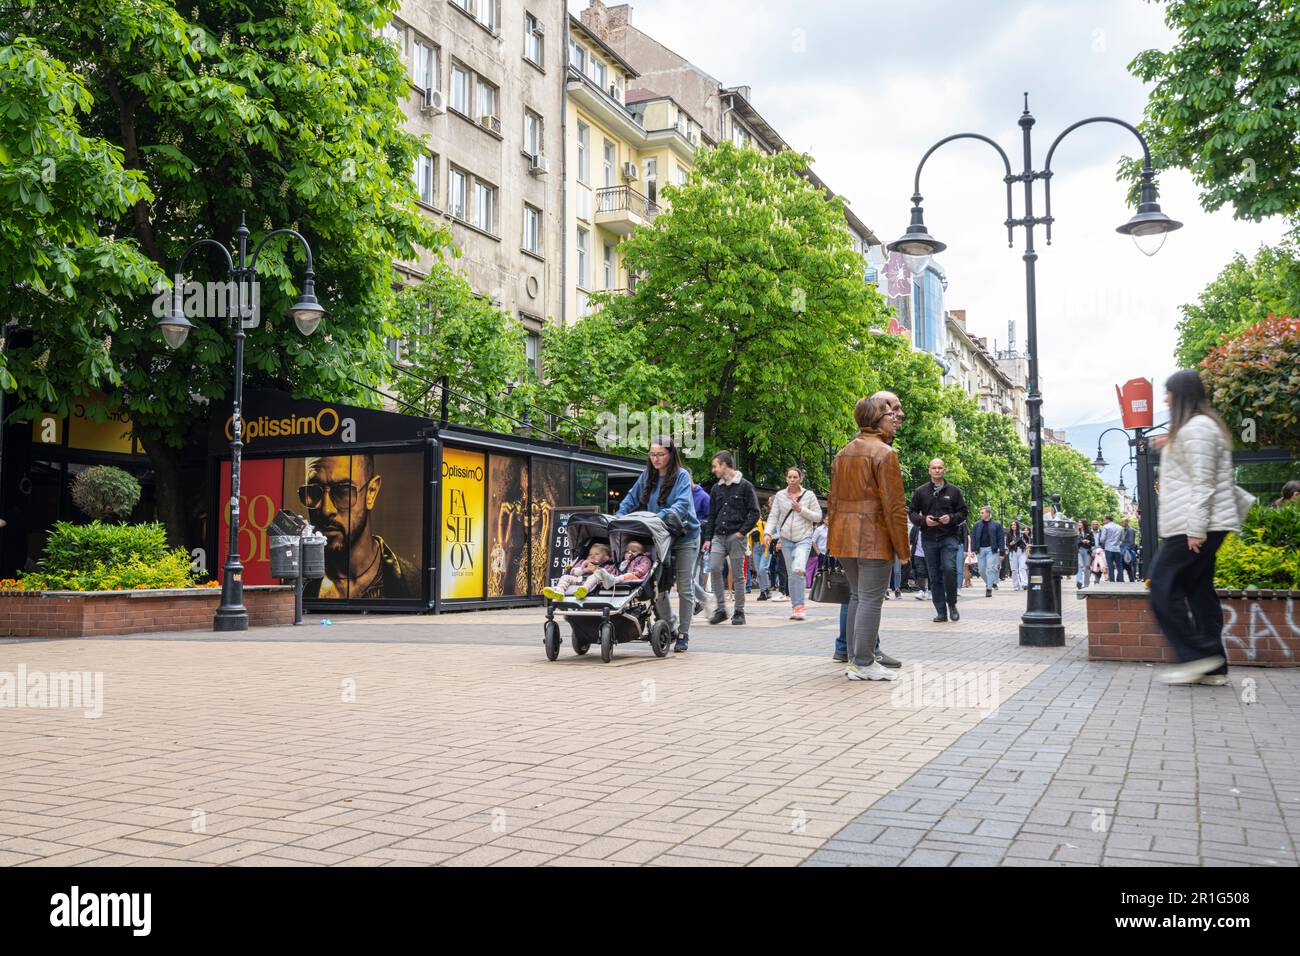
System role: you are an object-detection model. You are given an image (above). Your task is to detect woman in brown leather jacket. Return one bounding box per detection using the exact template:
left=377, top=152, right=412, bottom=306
left=826, top=393, right=912, bottom=682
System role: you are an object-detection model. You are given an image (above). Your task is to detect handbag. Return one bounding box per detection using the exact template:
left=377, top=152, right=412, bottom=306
left=810, top=555, right=850, bottom=604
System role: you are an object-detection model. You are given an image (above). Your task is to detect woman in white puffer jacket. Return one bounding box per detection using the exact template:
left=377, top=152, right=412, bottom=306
left=1148, top=370, right=1250, bottom=686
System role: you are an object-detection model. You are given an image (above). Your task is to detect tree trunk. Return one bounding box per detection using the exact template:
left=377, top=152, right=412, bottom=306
left=140, top=434, right=188, bottom=547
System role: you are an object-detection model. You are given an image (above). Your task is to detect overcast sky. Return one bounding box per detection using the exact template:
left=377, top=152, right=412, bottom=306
left=570, top=0, right=1291, bottom=428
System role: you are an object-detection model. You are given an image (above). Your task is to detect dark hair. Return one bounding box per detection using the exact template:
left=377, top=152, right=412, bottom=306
left=639, top=436, right=682, bottom=511
left=712, top=450, right=735, bottom=469
left=1275, top=480, right=1300, bottom=506
left=1166, top=369, right=1230, bottom=446
left=1009, top=520, right=1020, bottom=534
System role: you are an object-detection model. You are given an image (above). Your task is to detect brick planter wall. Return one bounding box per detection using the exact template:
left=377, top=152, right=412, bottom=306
left=1082, top=583, right=1299, bottom=666
left=0, top=586, right=295, bottom=638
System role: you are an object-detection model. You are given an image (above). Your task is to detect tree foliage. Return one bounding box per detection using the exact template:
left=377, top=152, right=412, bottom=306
left=1041, top=442, right=1120, bottom=522
left=70, top=465, right=142, bottom=521
left=2, top=0, right=447, bottom=541
left=1201, top=315, right=1300, bottom=452
left=1128, top=0, right=1300, bottom=222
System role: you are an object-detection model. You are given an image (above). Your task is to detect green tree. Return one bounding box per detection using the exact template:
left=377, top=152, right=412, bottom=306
left=1201, top=315, right=1300, bottom=452
left=2, top=1, right=446, bottom=542
left=391, top=257, right=536, bottom=433
left=1041, top=442, right=1119, bottom=522
left=1175, top=234, right=1300, bottom=367
left=599, top=142, right=891, bottom=487
left=1128, top=0, right=1300, bottom=222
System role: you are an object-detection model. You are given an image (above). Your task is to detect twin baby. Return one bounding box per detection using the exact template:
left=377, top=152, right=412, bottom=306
left=542, top=540, right=652, bottom=602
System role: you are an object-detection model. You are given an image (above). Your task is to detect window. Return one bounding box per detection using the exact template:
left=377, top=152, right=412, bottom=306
left=473, top=179, right=496, bottom=233
left=411, top=37, right=436, bottom=92
left=450, top=62, right=470, bottom=113
left=524, top=110, right=543, bottom=157
left=576, top=122, right=589, bottom=183
left=524, top=329, right=540, bottom=375
left=523, top=204, right=542, bottom=254
left=477, top=0, right=499, bottom=31
left=603, top=140, right=615, bottom=187
left=475, top=77, right=498, bottom=119
left=604, top=242, right=616, bottom=289
left=576, top=185, right=591, bottom=221
left=676, top=164, right=688, bottom=185
left=452, top=0, right=473, bottom=14
left=576, top=227, right=589, bottom=290
left=524, top=13, right=544, bottom=65
left=381, top=21, right=402, bottom=48
left=569, top=39, right=586, bottom=74
left=448, top=166, right=467, bottom=220
left=644, top=157, right=657, bottom=181
left=589, top=57, right=607, bottom=90
left=732, top=124, right=751, bottom=148
left=413, top=150, right=435, bottom=205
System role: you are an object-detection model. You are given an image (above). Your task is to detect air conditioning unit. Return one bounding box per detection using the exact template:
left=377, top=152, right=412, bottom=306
left=621, top=161, right=638, bottom=181
left=609, top=83, right=620, bottom=99
left=687, top=130, right=699, bottom=146
left=480, top=114, right=502, bottom=134
left=528, top=154, right=550, bottom=176
left=421, top=87, right=445, bottom=114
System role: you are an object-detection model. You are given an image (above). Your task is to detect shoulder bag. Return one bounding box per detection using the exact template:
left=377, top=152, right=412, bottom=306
left=810, top=554, right=850, bottom=604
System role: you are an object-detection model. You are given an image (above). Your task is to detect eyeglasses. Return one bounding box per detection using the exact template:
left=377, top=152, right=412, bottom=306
left=298, top=480, right=368, bottom=510
left=648, top=451, right=670, bottom=459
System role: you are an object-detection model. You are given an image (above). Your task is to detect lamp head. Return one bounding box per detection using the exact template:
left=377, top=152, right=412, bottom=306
left=286, top=275, right=327, bottom=336
left=887, top=199, right=946, bottom=271
left=157, top=289, right=194, bottom=349
left=1092, top=453, right=1107, bottom=472
left=1116, top=175, right=1182, bottom=256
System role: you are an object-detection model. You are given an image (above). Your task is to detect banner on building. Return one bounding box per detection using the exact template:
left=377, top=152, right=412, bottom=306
left=441, top=447, right=486, bottom=599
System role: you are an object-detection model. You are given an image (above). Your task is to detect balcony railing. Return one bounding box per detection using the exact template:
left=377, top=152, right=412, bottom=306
left=596, top=185, right=658, bottom=219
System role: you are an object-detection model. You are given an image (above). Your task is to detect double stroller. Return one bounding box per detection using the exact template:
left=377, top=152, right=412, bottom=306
left=542, top=511, right=676, bottom=662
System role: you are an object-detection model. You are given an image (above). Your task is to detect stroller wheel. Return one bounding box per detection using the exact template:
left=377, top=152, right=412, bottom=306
left=649, top=620, right=671, bottom=658
left=571, top=631, right=590, bottom=656
left=543, top=621, right=561, bottom=661
left=599, top=622, right=615, bottom=663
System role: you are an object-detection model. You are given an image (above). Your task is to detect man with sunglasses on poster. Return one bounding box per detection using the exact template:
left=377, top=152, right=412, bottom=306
left=299, top=454, right=418, bottom=600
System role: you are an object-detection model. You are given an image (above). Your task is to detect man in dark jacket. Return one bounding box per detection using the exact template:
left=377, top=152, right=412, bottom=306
left=908, top=458, right=968, bottom=622
left=702, top=451, right=760, bottom=625
left=970, top=505, right=1006, bottom=598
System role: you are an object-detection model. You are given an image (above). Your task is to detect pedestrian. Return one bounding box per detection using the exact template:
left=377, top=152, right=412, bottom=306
left=827, top=393, right=910, bottom=681
left=702, top=451, right=760, bottom=627
left=616, top=436, right=701, bottom=652
left=1090, top=545, right=1106, bottom=585
left=1075, top=519, right=1094, bottom=590
left=1272, top=480, right=1300, bottom=507
left=1120, top=517, right=1138, bottom=582
left=1148, top=369, right=1252, bottom=685
left=764, top=466, right=823, bottom=621
left=908, top=458, right=968, bottom=623
left=961, top=524, right=975, bottom=589
left=1006, top=519, right=1028, bottom=590
left=910, top=523, right=929, bottom=601
left=971, top=505, right=1006, bottom=598
left=1099, top=514, right=1124, bottom=581
left=752, top=517, right=772, bottom=600
left=691, top=481, right=711, bottom=613
left=810, top=520, right=828, bottom=594
left=769, top=537, right=788, bottom=597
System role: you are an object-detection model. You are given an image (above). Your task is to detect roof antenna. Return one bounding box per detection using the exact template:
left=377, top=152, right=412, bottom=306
left=1022, top=91, right=1030, bottom=113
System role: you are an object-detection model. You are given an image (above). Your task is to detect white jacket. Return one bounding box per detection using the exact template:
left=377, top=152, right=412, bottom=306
left=1157, top=414, right=1246, bottom=539
left=766, top=486, right=823, bottom=542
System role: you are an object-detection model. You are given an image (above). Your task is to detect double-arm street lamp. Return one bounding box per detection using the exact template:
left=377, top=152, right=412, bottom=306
left=157, top=212, right=327, bottom=631
left=888, top=94, right=1181, bottom=647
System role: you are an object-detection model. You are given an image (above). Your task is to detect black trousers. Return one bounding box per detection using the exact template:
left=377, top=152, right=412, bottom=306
left=923, top=536, right=960, bottom=614
left=1147, top=531, right=1229, bottom=672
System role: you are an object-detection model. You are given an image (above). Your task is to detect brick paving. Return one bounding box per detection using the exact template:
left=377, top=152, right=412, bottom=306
left=1, top=581, right=1295, bottom=866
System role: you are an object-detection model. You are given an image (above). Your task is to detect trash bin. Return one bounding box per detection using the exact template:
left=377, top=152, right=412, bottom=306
left=301, top=532, right=326, bottom=581
left=1044, top=516, right=1078, bottom=577
left=269, top=535, right=301, bottom=579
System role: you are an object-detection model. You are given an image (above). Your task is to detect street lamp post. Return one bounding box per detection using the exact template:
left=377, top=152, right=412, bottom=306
left=888, top=94, right=1181, bottom=647
left=157, top=212, right=327, bottom=631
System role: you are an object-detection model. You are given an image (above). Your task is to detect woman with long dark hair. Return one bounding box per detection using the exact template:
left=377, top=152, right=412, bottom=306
left=1006, top=519, right=1028, bottom=591
left=616, top=435, right=701, bottom=652
left=1148, top=370, right=1250, bottom=685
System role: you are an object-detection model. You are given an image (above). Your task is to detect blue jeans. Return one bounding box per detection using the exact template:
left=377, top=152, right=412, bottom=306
left=923, top=536, right=961, bottom=614
left=1106, top=550, right=1123, bottom=582
left=1077, top=547, right=1090, bottom=587
left=754, top=549, right=771, bottom=590
left=978, top=547, right=1000, bottom=588
left=955, top=543, right=965, bottom=591
left=780, top=536, right=813, bottom=607
left=836, top=602, right=848, bottom=657
left=888, top=557, right=902, bottom=591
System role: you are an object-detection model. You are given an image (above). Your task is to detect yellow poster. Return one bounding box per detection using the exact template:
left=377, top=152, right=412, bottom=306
left=440, top=447, right=486, bottom=599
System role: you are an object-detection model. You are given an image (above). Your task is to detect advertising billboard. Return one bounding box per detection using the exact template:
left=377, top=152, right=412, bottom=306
left=440, top=447, right=486, bottom=600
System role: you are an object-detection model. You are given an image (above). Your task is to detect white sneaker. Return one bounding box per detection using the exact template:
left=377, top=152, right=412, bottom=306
left=847, top=661, right=898, bottom=681
left=915, top=590, right=928, bottom=601
left=1198, top=674, right=1230, bottom=686
left=1157, top=656, right=1226, bottom=685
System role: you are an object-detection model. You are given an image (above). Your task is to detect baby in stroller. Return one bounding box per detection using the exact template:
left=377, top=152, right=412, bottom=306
left=590, top=539, right=653, bottom=590
left=543, top=542, right=617, bottom=602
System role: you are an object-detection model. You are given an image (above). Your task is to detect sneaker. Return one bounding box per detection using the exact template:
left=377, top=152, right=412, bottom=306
left=915, top=590, right=928, bottom=601
left=673, top=637, right=689, bottom=653
left=757, top=590, right=771, bottom=601
left=708, top=609, right=728, bottom=625
left=992, top=583, right=998, bottom=589
left=847, top=661, right=898, bottom=682
left=790, top=605, right=806, bottom=621
left=731, top=610, right=746, bottom=625
left=949, top=607, right=960, bottom=622
left=694, top=601, right=703, bottom=617
left=875, top=652, right=902, bottom=669
left=832, top=651, right=848, bottom=663
left=541, top=587, right=565, bottom=602
left=574, top=585, right=588, bottom=600
left=986, top=588, right=992, bottom=598
left=1157, top=656, right=1225, bottom=685
left=1198, top=673, right=1230, bottom=686
left=894, top=590, right=902, bottom=600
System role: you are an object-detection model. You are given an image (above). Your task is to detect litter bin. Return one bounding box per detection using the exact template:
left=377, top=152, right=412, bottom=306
left=268, top=510, right=325, bottom=625
left=1043, top=493, right=1076, bottom=613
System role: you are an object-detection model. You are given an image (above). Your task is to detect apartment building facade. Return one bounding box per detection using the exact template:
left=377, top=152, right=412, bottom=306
left=390, top=0, right=566, bottom=368
left=564, top=15, right=709, bottom=323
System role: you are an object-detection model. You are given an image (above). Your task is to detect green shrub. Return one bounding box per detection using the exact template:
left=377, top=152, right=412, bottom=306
left=69, top=466, right=141, bottom=521
left=18, top=521, right=198, bottom=592
left=1214, top=533, right=1300, bottom=590
left=1236, top=499, right=1300, bottom=550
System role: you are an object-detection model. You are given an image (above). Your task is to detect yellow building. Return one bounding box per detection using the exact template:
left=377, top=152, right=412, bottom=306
left=564, top=15, right=710, bottom=323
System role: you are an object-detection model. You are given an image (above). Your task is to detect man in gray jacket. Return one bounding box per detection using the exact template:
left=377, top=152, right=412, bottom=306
left=1098, top=515, right=1125, bottom=582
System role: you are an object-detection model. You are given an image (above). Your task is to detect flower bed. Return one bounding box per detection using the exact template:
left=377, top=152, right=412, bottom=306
left=0, top=585, right=295, bottom=638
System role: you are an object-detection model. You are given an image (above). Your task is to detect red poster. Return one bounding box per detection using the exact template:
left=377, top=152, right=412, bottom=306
left=217, top=459, right=285, bottom=586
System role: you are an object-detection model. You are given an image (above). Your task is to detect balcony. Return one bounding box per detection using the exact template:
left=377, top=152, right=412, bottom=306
left=595, top=185, right=658, bottom=236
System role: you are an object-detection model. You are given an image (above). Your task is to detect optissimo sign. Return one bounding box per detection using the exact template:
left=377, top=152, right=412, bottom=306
left=224, top=408, right=357, bottom=445
left=441, top=460, right=484, bottom=481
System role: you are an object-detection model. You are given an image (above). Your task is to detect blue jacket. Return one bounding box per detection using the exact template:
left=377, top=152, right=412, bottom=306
left=971, top=518, right=1006, bottom=553
left=692, top=484, right=710, bottom=522
left=618, top=466, right=700, bottom=539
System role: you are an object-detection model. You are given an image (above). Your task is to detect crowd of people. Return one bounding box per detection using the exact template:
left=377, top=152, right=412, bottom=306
left=600, top=370, right=1274, bottom=687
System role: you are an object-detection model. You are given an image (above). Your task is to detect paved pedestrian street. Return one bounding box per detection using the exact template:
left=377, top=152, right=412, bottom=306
left=1, top=588, right=1296, bottom=867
